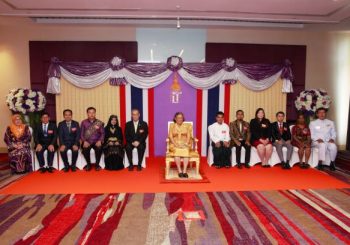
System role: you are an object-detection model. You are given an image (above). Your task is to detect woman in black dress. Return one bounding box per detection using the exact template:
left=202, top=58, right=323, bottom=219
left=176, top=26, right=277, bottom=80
left=103, top=115, right=124, bottom=170
left=250, top=108, right=273, bottom=167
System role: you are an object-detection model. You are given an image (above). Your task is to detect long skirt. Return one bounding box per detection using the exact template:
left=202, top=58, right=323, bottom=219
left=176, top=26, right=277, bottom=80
left=103, top=146, right=124, bottom=170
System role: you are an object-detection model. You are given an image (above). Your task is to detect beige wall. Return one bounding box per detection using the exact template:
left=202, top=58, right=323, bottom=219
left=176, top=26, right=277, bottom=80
left=0, top=17, right=348, bottom=150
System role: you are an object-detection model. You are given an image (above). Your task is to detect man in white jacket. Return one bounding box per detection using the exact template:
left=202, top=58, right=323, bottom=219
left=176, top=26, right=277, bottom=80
left=208, top=111, right=231, bottom=168
left=309, top=108, right=337, bottom=171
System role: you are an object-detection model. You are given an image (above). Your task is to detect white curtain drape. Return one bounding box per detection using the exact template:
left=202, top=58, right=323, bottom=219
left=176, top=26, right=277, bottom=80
left=47, top=66, right=293, bottom=94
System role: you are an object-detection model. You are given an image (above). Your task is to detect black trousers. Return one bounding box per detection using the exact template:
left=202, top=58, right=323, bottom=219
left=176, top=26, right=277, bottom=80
left=212, top=141, right=231, bottom=167
left=235, top=140, right=251, bottom=164
left=82, top=143, right=103, bottom=166
left=36, top=145, right=55, bottom=168
left=60, top=144, right=79, bottom=167
left=125, top=143, right=146, bottom=167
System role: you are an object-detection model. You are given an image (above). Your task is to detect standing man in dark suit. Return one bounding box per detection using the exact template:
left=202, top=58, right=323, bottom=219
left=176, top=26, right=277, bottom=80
left=271, top=111, right=293, bottom=169
left=34, top=112, right=58, bottom=173
left=125, top=109, right=148, bottom=171
left=58, top=109, right=80, bottom=172
left=229, top=110, right=251, bottom=169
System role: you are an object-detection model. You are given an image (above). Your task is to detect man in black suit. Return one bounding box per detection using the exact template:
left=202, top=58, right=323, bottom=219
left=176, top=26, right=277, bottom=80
left=58, top=109, right=80, bottom=172
left=271, top=111, right=293, bottom=169
left=125, top=109, right=148, bottom=171
left=34, top=112, right=58, bottom=173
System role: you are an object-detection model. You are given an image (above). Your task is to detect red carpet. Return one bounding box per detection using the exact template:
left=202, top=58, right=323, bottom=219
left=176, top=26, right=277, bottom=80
left=1, top=157, right=349, bottom=194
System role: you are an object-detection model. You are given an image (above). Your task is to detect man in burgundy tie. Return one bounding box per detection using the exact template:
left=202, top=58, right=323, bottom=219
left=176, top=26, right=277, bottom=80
left=271, top=111, right=293, bottom=169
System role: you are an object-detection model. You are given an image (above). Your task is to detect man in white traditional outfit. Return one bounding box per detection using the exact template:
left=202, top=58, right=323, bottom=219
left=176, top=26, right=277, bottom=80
left=309, top=108, right=337, bottom=171
left=208, top=111, right=231, bottom=169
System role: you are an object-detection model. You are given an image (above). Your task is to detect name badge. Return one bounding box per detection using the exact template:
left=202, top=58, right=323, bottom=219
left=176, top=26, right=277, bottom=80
left=48, top=130, right=53, bottom=134
left=284, top=127, right=287, bottom=131
left=243, top=126, right=248, bottom=131
left=261, top=124, right=267, bottom=128
left=94, top=125, right=99, bottom=129
left=315, top=126, right=321, bottom=130
left=71, top=128, right=77, bottom=132
left=222, top=130, right=226, bottom=134
left=139, top=129, right=144, bottom=133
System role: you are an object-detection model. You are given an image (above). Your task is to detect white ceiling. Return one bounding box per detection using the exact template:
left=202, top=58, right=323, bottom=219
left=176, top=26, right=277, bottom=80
left=0, top=0, right=350, bottom=28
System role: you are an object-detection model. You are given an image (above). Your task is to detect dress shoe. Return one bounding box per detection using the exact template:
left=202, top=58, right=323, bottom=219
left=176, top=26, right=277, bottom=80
left=285, top=161, right=291, bottom=170
left=47, top=167, right=54, bottom=173
left=245, top=163, right=251, bottom=168
left=317, top=162, right=324, bottom=170
left=330, top=161, right=336, bottom=171
left=178, top=173, right=184, bottom=178
left=39, top=167, right=46, bottom=173
left=128, top=166, right=133, bottom=171
left=281, top=162, right=286, bottom=169
left=83, top=164, right=91, bottom=171
left=183, top=173, right=189, bottom=178
left=63, top=167, right=69, bottom=172
left=215, top=165, right=221, bottom=169
left=71, top=166, right=77, bottom=172
left=225, top=165, right=231, bottom=168
left=137, top=166, right=142, bottom=171
left=95, top=165, right=102, bottom=171
left=237, top=163, right=243, bottom=169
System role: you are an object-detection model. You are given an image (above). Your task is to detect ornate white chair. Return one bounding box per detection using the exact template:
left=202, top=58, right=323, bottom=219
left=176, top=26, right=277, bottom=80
left=165, top=121, right=200, bottom=179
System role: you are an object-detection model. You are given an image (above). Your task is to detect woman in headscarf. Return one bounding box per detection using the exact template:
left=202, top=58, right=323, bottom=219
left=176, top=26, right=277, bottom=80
left=3, top=113, right=33, bottom=174
left=103, top=115, right=124, bottom=170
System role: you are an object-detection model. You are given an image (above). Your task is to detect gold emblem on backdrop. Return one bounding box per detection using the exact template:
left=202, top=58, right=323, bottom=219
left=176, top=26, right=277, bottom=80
left=171, top=73, right=182, bottom=104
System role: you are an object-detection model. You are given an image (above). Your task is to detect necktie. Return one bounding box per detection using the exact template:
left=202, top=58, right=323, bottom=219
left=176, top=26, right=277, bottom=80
left=134, top=122, right=138, bottom=133
left=44, top=124, right=48, bottom=137
left=279, top=123, right=283, bottom=134
left=67, top=122, right=71, bottom=133
left=239, top=122, right=242, bottom=133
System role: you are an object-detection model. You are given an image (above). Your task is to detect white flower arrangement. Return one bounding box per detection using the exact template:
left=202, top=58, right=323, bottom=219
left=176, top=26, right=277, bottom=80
left=225, top=58, right=236, bottom=67
left=170, top=56, right=180, bottom=67
left=294, top=89, right=332, bottom=116
left=6, top=88, right=46, bottom=114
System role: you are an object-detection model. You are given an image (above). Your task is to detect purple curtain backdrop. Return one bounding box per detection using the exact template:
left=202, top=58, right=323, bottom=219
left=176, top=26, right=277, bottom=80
left=154, top=73, right=197, bottom=156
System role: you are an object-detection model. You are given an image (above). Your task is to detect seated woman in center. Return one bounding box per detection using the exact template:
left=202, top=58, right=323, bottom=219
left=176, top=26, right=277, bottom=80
left=250, top=108, right=273, bottom=167
left=103, top=115, right=124, bottom=170
left=291, top=113, right=312, bottom=168
left=169, top=112, right=192, bottom=178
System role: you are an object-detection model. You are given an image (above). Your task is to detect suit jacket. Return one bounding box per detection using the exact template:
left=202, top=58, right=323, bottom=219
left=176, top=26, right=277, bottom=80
left=58, top=120, right=80, bottom=147
left=229, top=120, right=250, bottom=144
left=34, top=122, right=58, bottom=147
left=249, top=118, right=271, bottom=144
left=271, top=121, right=291, bottom=142
left=125, top=120, right=148, bottom=145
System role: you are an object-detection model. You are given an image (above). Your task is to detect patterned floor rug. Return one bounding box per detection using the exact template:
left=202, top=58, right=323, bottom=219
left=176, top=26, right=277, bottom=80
left=0, top=189, right=350, bottom=244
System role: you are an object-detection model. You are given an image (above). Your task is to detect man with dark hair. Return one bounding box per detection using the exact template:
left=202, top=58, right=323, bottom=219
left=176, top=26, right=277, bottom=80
left=58, top=109, right=80, bottom=172
left=229, top=110, right=251, bottom=168
left=271, top=111, right=293, bottom=169
left=125, top=109, right=148, bottom=171
left=80, top=107, right=104, bottom=171
left=310, top=107, right=337, bottom=170
left=34, top=112, right=58, bottom=173
left=208, top=111, right=231, bottom=168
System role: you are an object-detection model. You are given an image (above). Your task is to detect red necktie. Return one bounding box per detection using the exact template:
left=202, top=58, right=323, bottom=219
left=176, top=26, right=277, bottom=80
left=279, top=123, right=283, bottom=134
